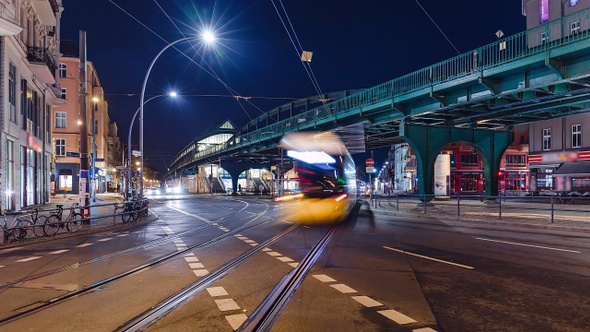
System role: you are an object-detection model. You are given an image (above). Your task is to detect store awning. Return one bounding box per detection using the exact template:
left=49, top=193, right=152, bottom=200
left=553, top=161, right=590, bottom=177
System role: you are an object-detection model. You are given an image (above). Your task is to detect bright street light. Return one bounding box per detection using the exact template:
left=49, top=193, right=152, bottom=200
left=139, top=33, right=214, bottom=197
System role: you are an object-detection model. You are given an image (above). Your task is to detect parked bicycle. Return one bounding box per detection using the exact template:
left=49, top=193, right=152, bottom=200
left=2, top=210, right=32, bottom=242
left=120, top=198, right=149, bottom=223
left=43, top=203, right=85, bottom=236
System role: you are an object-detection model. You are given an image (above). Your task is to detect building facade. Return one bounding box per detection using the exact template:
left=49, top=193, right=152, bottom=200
left=52, top=40, right=114, bottom=196
left=0, top=0, right=64, bottom=210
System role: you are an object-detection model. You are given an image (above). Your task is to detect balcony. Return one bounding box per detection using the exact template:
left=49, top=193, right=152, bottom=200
left=27, top=46, right=57, bottom=85
left=0, top=2, right=22, bottom=36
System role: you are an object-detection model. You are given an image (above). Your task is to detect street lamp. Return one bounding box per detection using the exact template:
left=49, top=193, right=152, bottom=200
left=126, top=92, right=177, bottom=198
left=139, top=32, right=215, bottom=197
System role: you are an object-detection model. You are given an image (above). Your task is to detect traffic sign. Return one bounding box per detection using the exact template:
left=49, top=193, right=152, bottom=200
left=66, top=151, right=80, bottom=158
left=132, top=150, right=142, bottom=157
left=115, top=166, right=126, bottom=170
left=366, top=166, right=374, bottom=173
left=365, top=158, right=375, bottom=167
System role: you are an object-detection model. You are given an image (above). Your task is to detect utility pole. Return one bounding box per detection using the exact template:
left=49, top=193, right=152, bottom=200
left=78, top=30, right=90, bottom=216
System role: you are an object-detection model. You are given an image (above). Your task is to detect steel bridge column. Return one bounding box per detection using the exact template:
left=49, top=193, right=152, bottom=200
left=400, top=124, right=513, bottom=198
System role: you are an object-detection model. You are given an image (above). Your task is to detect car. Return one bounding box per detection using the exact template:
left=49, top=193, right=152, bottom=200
left=146, top=187, right=161, bottom=196
left=165, top=184, right=181, bottom=194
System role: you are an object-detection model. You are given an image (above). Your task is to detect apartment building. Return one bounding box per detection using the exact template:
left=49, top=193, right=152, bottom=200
left=0, top=0, right=64, bottom=210
left=52, top=39, right=117, bottom=195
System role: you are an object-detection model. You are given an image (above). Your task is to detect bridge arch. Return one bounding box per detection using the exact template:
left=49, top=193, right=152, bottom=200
left=400, top=123, right=513, bottom=197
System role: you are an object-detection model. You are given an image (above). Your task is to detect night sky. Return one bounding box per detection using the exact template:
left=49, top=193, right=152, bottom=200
left=59, top=0, right=525, bottom=174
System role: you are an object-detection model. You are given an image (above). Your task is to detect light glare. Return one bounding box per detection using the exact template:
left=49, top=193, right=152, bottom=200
left=287, top=150, right=336, bottom=164
left=202, top=31, right=215, bottom=43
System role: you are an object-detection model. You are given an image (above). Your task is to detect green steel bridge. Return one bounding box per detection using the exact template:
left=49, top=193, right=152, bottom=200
left=169, top=8, right=590, bottom=196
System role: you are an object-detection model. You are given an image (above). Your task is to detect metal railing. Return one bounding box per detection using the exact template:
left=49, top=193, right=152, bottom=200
left=374, top=192, right=590, bottom=225
left=185, top=8, right=590, bottom=167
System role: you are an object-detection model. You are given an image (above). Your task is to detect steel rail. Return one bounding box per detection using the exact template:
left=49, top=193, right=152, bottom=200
left=0, top=212, right=278, bottom=327
left=238, top=222, right=341, bottom=332
left=116, top=223, right=301, bottom=331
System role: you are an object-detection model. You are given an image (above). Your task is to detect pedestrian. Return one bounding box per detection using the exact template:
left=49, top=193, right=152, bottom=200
left=259, top=184, right=264, bottom=197
left=238, top=183, right=242, bottom=194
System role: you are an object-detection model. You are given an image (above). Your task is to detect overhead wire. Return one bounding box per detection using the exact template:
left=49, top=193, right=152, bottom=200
left=412, top=0, right=461, bottom=55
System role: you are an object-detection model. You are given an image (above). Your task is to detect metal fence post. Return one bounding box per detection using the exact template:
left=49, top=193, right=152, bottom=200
left=396, top=194, right=399, bottom=211
left=498, top=194, right=502, bottom=220
left=113, top=204, right=118, bottom=226
left=423, top=192, right=427, bottom=214
left=551, top=194, right=554, bottom=223
left=457, top=192, right=461, bottom=217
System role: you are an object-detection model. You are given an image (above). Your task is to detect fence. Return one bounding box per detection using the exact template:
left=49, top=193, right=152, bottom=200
left=375, top=193, right=590, bottom=225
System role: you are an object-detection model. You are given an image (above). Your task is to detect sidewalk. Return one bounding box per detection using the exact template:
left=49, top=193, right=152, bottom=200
left=368, top=194, right=590, bottom=234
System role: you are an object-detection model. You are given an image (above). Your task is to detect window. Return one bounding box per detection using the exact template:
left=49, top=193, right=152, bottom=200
left=543, top=128, right=551, bottom=151
left=460, top=154, right=479, bottom=166
left=505, top=154, right=526, bottom=166
left=59, top=63, right=67, bottom=78
left=541, top=32, right=548, bottom=44
left=55, top=138, right=65, bottom=156
left=6, top=140, right=14, bottom=210
left=570, top=0, right=579, bottom=6
left=572, top=124, right=582, bottom=148
left=56, top=112, right=66, bottom=128
left=9, top=63, right=16, bottom=122
left=540, top=0, right=549, bottom=23
left=571, top=21, right=580, bottom=35
left=61, top=88, right=66, bottom=100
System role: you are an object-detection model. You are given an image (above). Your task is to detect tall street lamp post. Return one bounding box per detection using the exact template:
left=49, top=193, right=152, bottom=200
left=126, top=93, right=176, bottom=198
left=139, top=33, right=214, bottom=197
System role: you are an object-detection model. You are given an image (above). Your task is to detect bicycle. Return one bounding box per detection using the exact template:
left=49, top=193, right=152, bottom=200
left=24, top=208, right=47, bottom=238
left=121, top=200, right=138, bottom=223
left=2, top=211, right=31, bottom=242
left=43, top=203, right=85, bottom=236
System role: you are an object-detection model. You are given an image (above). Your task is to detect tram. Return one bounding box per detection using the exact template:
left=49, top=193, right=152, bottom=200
left=274, top=131, right=357, bottom=224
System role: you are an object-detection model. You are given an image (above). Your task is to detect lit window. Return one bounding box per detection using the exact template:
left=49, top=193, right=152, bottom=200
left=59, top=63, right=67, bottom=78
left=55, top=138, right=66, bottom=156
left=572, top=124, right=582, bottom=148
left=541, top=32, right=548, bottom=44
left=543, top=128, right=551, bottom=151
left=570, top=0, right=579, bottom=6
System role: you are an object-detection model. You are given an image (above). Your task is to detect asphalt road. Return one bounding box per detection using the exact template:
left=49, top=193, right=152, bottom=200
left=0, top=195, right=588, bottom=331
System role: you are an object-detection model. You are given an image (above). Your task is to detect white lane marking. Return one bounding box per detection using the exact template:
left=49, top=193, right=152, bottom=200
left=167, top=206, right=211, bottom=222
left=244, top=240, right=256, bottom=244
left=207, top=287, right=229, bottom=297
left=117, top=234, right=129, bottom=237
left=313, top=274, right=336, bottom=283
left=16, top=256, right=41, bottom=262
left=352, top=296, right=383, bottom=307
left=413, top=328, right=438, bottom=332
left=215, top=298, right=240, bottom=311
left=172, top=239, right=184, bottom=243
left=383, top=246, right=475, bottom=270
left=277, top=256, right=294, bottom=263
left=98, top=238, right=113, bottom=242
left=184, top=257, right=199, bottom=263
left=226, top=314, right=248, bottom=330
left=0, top=247, right=22, bottom=253
left=237, top=236, right=249, bottom=240
left=262, top=248, right=272, bottom=252
left=49, top=249, right=69, bottom=254
left=266, top=251, right=282, bottom=257
left=0, top=265, right=4, bottom=268
left=330, top=284, right=357, bottom=294
left=76, top=243, right=93, bottom=248
left=288, top=262, right=299, bottom=268
left=476, top=237, right=582, bottom=253
left=193, top=269, right=209, bottom=277
left=249, top=243, right=258, bottom=246
left=189, top=263, right=205, bottom=269
left=378, top=309, right=417, bottom=325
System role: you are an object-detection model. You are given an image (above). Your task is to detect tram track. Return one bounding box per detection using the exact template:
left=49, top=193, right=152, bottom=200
left=0, top=198, right=263, bottom=291
left=0, top=199, right=276, bottom=327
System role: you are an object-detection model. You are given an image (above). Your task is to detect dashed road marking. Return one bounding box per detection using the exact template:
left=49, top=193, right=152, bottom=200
left=49, top=249, right=69, bottom=254
left=0, top=265, right=4, bottom=269
left=225, top=314, right=248, bottom=330
left=313, top=274, right=336, bottom=283
left=16, top=256, right=42, bottom=262
left=215, top=298, right=241, bottom=311
left=207, top=286, right=229, bottom=297
left=184, top=256, right=199, bottom=263
left=262, top=248, right=272, bottom=252
left=188, top=263, right=205, bottom=269
left=193, top=269, right=209, bottom=277
left=476, top=237, right=582, bottom=253
left=413, top=328, right=438, bottom=332
left=330, top=284, right=357, bottom=294
left=76, top=243, right=93, bottom=248
left=276, top=256, right=294, bottom=263
left=266, top=251, right=282, bottom=257
left=98, top=238, right=113, bottom=242
left=117, top=234, right=129, bottom=237
left=352, top=295, right=383, bottom=307
left=378, top=309, right=417, bottom=325
left=383, top=246, right=475, bottom=270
